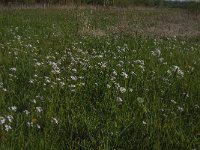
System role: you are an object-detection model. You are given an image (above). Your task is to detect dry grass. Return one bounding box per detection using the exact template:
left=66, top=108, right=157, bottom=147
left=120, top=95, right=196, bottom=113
left=76, top=6, right=200, bottom=38
left=110, top=7, right=200, bottom=38
left=1, top=5, right=199, bottom=38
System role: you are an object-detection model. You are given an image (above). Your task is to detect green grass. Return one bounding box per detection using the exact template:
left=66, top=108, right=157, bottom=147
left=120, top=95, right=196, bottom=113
left=0, top=8, right=200, bottom=149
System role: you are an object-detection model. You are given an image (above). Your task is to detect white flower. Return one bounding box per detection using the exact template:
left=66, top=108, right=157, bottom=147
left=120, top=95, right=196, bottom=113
left=6, top=115, right=13, bottom=122
left=24, top=110, right=30, bottom=115
left=183, top=92, right=189, bottom=98
left=34, top=74, right=38, bottom=78
left=51, top=117, right=59, bottom=124
left=36, top=124, right=41, bottom=129
left=32, top=99, right=37, bottom=103
left=151, top=48, right=161, bottom=57
left=71, top=76, right=78, bottom=81
left=0, top=117, right=5, bottom=125
left=168, top=66, right=184, bottom=78
left=134, top=60, right=144, bottom=66
left=177, top=70, right=184, bottom=78
left=121, top=72, right=128, bottom=78
left=5, top=124, right=12, bottom=131
left=50, top=62, right=60, bottom=74
left=131, top=71, right=136, bottom=76
left=112, top=70, right=117, bottom=76
left=35, top=62, right=41, bottom=66
left=9, top=106, right=17, bottom=112
left=107, top=84, right=111, bottom=89
left=194, top=105, right=199, bottom=109
left=116, top=97, right=123, bottom=102
left=29, top=79, right=34, bottom=84
left=72, top=68, right=77, bottom=72
left=3, top=88, right=7, bottom=92
left=100, top=62, right=107, bottom=68
left=60, top=82, right=65, bottom=87
left=79, top=82, right=85, bottom=86
left=69, top=84, right=76, bottom=88
left=129, top=88, right=133, bottom=92
left=159, top=58, right=164, bottom=63
left=142, top=121, right=147, bottom=125
left=27, top=122, right=33, bottom=127
left=177, top=106, right=184, bottom=112
left=56, top=78, right=61, bottom=81
left=45, top=76, right=51, bottom=83
left=0, top=82, right=3, bottom=88
left=172, top=66, right=184, bottom=78
left=119, top=87, right=126, bottom=93
left=137, top=97, right=144, bottom=103
left=171, top=100, right=177, bottom=104
left=139, top=65, right=145, bottom=72
left=10, top=67, right=17, bottom=72
left=35, top=107, right=43, bottom=113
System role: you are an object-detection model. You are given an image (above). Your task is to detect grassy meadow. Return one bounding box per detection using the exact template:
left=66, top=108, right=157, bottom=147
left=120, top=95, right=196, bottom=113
left=0, top=7, right=200, bottom=149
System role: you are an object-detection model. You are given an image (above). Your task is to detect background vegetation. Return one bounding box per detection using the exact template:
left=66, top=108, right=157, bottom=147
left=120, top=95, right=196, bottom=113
left=0, top=0, right=200, bottom=12
left=0, top=0, right=183, bottom=7
left=0, top=0, right=159, bottom=6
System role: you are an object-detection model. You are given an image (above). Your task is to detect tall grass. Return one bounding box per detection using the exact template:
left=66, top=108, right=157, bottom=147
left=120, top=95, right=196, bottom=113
left=0, top=8, right=200, bottom=149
